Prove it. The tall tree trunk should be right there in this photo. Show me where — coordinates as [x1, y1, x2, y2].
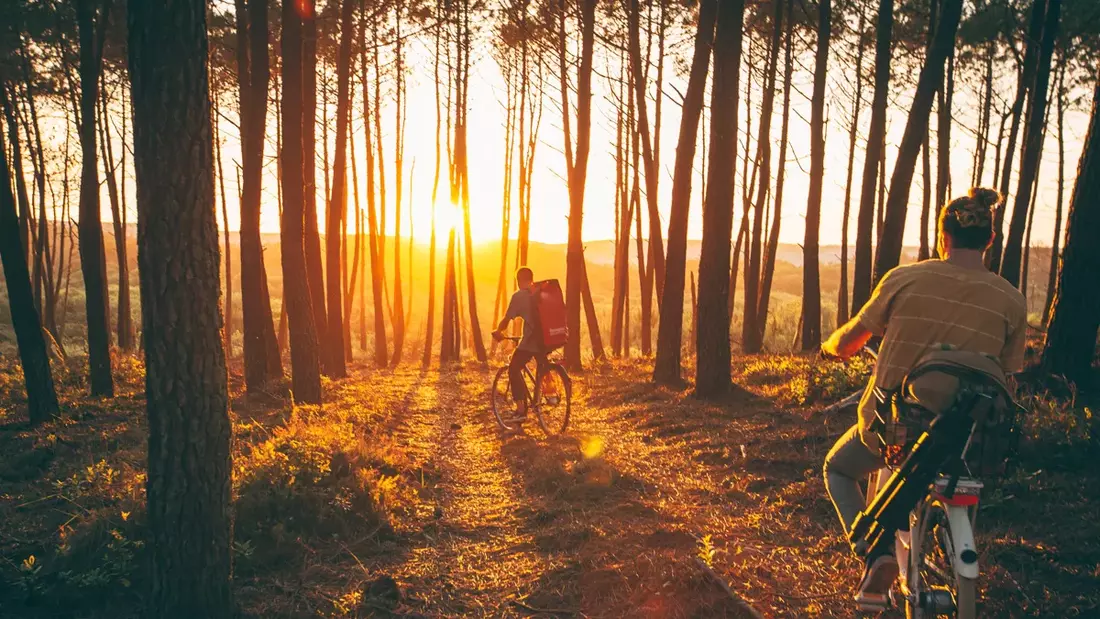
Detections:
[98, 78, 133, 351]
[972, 41, 994, 186]
[236, 0, 282, 391]
[360, 0, 387, 366]
[423, 11, 443, 368]
[743, 0, 784, 354]
[851, 0, 893, 316]
[280, 0, 323, 404]
[1042, 59, 1065, 326]
[76, 0, 114, 397]
[695, 0, 745, 399]
[324, 0, 355, 378]
[626, 0, 665, 299]
[837, 3, 865, 326]
[991, 0, 1047, 273]
[936, 7, 954, 215]
[562, 0, 597, 370]
[1001, 0, 1060, 288]
[214, 122, 232, 359]
[390, 0, 407, 366]
[919, 131, 932, 260]
[653, 0, 716, 384]
[800, 0, 830, 351]
[4, 87, 35, 296]
[1041, 79, 1100, 386]
[127, 0, 233, 614]
[872, 0, 963, 283]
[301, 5, 328, 369]
[0, 86, 59, 424]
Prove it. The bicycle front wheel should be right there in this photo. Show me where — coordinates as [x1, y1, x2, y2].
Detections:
[907, 502, 977, 619]
[534, 364, 571, 436]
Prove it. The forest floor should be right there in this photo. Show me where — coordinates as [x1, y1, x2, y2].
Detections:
[1, 353, 1098, 618]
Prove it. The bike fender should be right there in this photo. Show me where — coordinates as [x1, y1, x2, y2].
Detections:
[945, 505, 980, 580]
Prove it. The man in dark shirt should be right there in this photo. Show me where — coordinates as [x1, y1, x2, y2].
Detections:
[491, 267, 542, 420]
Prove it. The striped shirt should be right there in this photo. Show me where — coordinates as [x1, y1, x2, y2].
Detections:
[854, 260, 1027, 448]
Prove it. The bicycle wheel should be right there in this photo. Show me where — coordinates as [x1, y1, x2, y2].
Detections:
[906, 502, 977, 619]
[491, 365, 536, 431]
[533, 363, 571, 436]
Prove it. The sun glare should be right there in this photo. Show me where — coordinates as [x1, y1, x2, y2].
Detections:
[432, 200, 462, 235]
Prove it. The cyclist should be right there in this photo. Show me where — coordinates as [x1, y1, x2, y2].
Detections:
[820, 187, 1027, 605]
[491, 266, 543, 423]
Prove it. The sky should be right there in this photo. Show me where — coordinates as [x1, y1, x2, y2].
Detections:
[40, 7, 1092, 251]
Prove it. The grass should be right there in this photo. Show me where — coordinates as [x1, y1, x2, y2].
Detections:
[0, 350, 1097, 617]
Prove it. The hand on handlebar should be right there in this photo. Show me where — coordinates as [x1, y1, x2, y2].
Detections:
[491, 330, 504, 342]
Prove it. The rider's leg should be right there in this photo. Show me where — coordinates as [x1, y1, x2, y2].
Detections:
[823, 424, 883, 537]
[508, 349, 536, 415]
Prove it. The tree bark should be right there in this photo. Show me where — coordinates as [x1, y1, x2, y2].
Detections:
[76, 0, 114, 397]
[851, 0, 893, 316]
[1001, 0, 1060, 288]
[127, 0, 233, 614]
[302, 5, 328, 365]
[1041, 79, 1100, 386]
[1042, 59, 1065, 326]
[563, 0, 598, 371]
[97, 78, 133, 352]
[800, 0, 831, 351]
[280, 0, 323, 403]
[695, 0, 745, 399]
[743, 0, 784, 354]
[653, 0, 716, 384]
[236, 0, 283, 391]
[0, 87, 59, 425]
[872, 0, 963, 283]
[360, 0, 387, 367]
[838, 4, 865, 325]
[324, 0, 355, 378]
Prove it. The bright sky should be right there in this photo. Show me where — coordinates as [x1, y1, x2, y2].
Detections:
[63, 11, 1091, 250]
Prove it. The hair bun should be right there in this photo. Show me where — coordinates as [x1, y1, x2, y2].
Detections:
[967, 187, 1002, 210]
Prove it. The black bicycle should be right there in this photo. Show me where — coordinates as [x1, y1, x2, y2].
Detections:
[490, 337, 572, 436]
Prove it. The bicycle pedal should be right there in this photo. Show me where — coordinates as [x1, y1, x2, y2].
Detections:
[854, 593, 890, 612]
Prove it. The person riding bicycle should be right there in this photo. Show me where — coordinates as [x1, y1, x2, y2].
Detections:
[491, 267, 543, 423]
[820, 187, 1027, 604]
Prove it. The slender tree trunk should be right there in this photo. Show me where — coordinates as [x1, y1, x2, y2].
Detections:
[236, 0, 282, 391]
[127, 0, 233, 614]
[1041, 79, 1100, 386]
[973, 42, 994, 186]
[360, 0, 387, 366]
[991, 0, 1047, 273]
[936, 15, 954, 214]
[837, 4, 864, 326]
[97, 78, 133, 351]
[743, 0, 783, 354]
[919, 131, 933, 260]
[280, 0, 323, 404]
[851, 0, 893, 316]
[653, 0, 716, 384]
[626, 0, 665, 299]
[214, 122, 232, 359]
[324, 0, 355, 378]
[695, 0, 745, 399]
[77, 0, 114, 397]
[0, 87, 59, 424]
[301, 6, 328, 370]
[1043, 59, 1066, 326]
[423, 11, 443, 368]
[1001, 0, 1060, 288]
[800, 0, 830, 351]
[872, 0, 963, 283]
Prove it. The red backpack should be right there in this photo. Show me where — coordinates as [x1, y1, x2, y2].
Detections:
[532, 279, 568, 351]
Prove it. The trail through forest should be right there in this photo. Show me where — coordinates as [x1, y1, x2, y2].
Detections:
[2, 358, 1097, 618]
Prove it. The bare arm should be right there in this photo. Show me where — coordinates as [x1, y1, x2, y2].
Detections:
[822, 317, 873, 360]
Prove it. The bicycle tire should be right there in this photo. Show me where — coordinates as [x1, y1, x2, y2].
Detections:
[906, 502, 977, 619]
[491, 365, 536, 431]
[534, 363, 571, 436]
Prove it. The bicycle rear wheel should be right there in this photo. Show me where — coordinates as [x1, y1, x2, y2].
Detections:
[534, 364, 571, 436]
[907, 502, 977, 619]
[491, 365, 536, 431]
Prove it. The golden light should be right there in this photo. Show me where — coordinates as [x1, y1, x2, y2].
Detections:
[580, 435, 605, 459]
[433, 199, 462, 235]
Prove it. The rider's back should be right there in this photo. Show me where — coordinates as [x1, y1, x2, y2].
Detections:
[854, 260, 1027, 446]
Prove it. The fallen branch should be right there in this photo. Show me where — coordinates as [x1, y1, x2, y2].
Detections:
[693, 558, 765, 619]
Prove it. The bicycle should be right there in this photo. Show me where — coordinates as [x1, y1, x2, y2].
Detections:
[489, 337, 572, 436]
[824, 348, 989, 618]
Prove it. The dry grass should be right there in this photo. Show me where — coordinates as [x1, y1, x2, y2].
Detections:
[1, 352, 1097, 618]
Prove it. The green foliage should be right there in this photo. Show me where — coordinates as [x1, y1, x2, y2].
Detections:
[788, 356, 874, 406]
[1017, 383, 1099, 455]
